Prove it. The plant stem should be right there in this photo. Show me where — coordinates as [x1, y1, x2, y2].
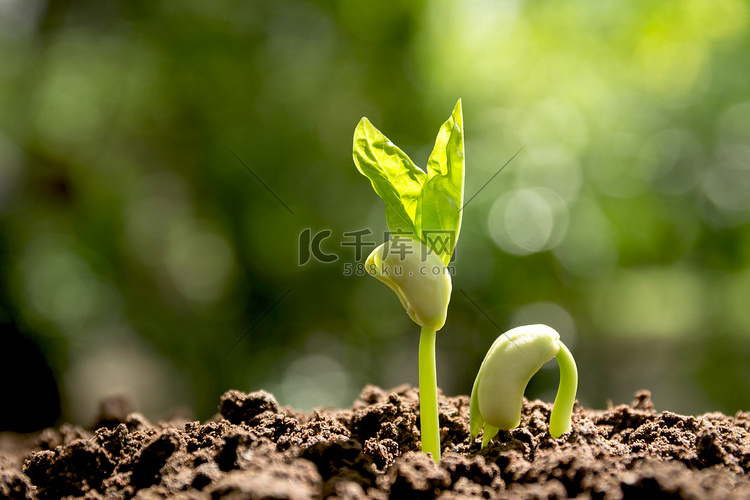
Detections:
[418, 327, 440, 463]
[549, 340, 578, 438]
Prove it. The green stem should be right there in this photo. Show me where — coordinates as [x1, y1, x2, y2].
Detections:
[418, 327, 440, 463]
[549, 340, 578, 438]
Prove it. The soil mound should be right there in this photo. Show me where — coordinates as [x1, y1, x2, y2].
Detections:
[2, 386, 749, 499]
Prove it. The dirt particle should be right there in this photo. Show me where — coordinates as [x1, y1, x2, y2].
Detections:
[207, 459, 321, 500]
[383, 452, 451, 498]
[0, 459, 34, 500]
[219, 390, 281, 426]
[23, 438, 115, 499]
[300, 439, 376, 497]
[93, 394, 133, 430]
[631, 390, 656, 412]
[130, 430, 181, 490]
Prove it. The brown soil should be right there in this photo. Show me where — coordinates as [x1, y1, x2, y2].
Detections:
[1, 386, 749, 499]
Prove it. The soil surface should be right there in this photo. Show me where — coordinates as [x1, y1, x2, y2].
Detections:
[1, 386, 750, 499]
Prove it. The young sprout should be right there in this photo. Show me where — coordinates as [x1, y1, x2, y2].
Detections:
[470, 324, 578, 447]
[353, 100, 465, 463]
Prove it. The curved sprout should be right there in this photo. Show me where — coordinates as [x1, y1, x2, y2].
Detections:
[470, 324, 578, 447]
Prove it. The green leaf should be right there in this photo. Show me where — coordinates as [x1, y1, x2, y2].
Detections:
[353, 117, 427, 238]
[352, 99, 465, 264]
[417, 99, 465, 265]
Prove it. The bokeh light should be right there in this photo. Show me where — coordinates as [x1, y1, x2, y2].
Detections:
[2, 0, 750, 429]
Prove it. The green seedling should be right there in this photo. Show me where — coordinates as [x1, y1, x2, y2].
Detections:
[353, 100, 465, 463]
[470, 324, 578, 447]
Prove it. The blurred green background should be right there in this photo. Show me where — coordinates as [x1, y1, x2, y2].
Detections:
[2, 0, 750, 429]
